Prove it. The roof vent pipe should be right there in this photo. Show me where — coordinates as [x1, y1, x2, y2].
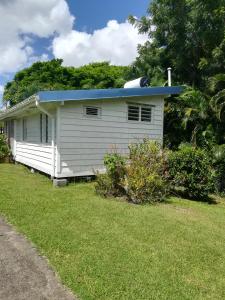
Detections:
[167, 67, 172, 86]
[124, 77, 149, 89]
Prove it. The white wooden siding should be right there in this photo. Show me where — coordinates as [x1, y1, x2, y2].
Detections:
[14, 113, 54, 176]
[57, 97, 164, 178]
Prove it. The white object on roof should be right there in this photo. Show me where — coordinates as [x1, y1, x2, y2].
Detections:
[124, 77, 149, 89]
[167, 67, 172, 86]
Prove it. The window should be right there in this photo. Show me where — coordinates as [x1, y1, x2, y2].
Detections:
[84, 106, 101, 117]
[40, 114, 42, 143]
[45, 115, 48, 143]
[40, 113, 49, 143]
[128, 104, 152, 123]
[22, 118, 27, 141]
[141, 106, 152, 122]
[128, 105, 139, 121]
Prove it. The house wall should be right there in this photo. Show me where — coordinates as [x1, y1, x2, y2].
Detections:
[14, 112, 55, 176]
[57, 96, 164, 178]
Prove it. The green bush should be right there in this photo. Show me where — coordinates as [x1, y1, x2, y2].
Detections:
[168, 144, 214, 200]
[0, 134, 10, 161]
[212, 144, 225, 194]
[95, 173, 114, 198]
[95, 153, 126, 197]
[104, 153, 126, 196]
[124, 140, 168, 204]
[95, 140, 168, 204]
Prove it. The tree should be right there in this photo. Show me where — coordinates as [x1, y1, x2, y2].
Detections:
[3, 60, 130, 106]
[130, 0, 225, 147]
[129, 0, 225, 88]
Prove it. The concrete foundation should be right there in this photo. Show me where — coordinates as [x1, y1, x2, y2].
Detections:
[53, 178, 68, 187]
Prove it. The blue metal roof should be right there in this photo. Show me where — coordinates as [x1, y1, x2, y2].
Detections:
[38, 86, 183, 103]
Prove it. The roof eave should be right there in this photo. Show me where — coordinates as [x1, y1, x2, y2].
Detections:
[0, 95, 38, 121]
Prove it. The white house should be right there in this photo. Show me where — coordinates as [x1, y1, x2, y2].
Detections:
[0, 86, 182, 180]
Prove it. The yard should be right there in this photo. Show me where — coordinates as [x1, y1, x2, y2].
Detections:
[0, 164, 225, 300]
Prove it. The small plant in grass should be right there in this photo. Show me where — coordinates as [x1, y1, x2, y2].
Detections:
[168, 144, 215, 200]
[0, 134, 10, 162]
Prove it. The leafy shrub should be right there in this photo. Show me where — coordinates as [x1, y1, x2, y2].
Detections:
[124, 140, 168, 204]
[212, 144, 225, 194]
[0, 134, 10, 161]
[95, 140, 168, 204]
[168, 144, 214, 200]
[95, 153, 126, 197]
[95, 173, 114, 197]
[104, 153, 126, 196]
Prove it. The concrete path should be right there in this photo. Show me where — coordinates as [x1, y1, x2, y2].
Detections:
[0, 217, 76, 300]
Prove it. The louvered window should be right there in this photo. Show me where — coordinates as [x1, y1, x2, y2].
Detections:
[85, 106, 100, 117]
[141, 106, 152, 122]
[128, 104, 152, 122]
[128, 105, 139, 121]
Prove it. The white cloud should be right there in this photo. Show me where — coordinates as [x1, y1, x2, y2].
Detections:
[52, 20, 148, 67]
[0, 85, 4, 103]
[0, 0, 74, 73]
[0, 85, 4, 94]
[0, 1, 148, 76]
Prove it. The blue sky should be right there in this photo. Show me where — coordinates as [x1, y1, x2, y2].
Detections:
[69, 0, 149, 32]
[0, 0, 149, 101]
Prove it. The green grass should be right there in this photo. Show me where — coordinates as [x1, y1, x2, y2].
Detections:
[0, 164, 225, 300]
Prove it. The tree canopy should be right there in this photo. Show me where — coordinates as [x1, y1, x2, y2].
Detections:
[129, 0, 225, 147]
[3, 60, 130, 106]
[129, 0, 225, 89]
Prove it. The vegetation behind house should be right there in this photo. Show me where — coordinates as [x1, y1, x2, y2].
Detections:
[3, 61, 130, 106]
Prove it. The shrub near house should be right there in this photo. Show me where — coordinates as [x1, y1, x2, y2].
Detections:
[96, 140, 216, 203]
[0, 135, 10, 162]
[124, 141, 168, 204]
[96, 140, 169, 204]
[212, 144, 225, 194]
[168, 144, 215, 200]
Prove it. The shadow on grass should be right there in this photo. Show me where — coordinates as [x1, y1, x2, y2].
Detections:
[166, 189, 219, 205]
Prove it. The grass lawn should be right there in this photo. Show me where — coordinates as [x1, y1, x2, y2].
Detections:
[0, 164, 225, 300]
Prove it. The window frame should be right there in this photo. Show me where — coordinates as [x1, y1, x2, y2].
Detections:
[39, 113, 50, 144]
[45, 115, 49, 143]
[40, 114, 43, 143]
[22, 118, 27, 141]
[83, 106, 101, 118]
[127, 103, 154, 123]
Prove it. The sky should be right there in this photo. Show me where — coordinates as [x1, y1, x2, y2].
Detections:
[0, 0, 150, 102]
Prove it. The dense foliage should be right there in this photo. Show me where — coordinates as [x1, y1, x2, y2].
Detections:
[0, 135, 10, 161]
[129, 0, 225, 147]
[212, 144, 225, 194]
[3, 60, 129, 106]
[95, 153, 126, 198]
[96, 140, 217, 202]
[124, 140, 168, 203]
[96, 140, 169, 204]
[168, 144, 215, 199]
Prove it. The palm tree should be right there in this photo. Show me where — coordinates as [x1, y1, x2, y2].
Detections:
[178, 87, 212, 146]
[209, 74, 225, 121]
